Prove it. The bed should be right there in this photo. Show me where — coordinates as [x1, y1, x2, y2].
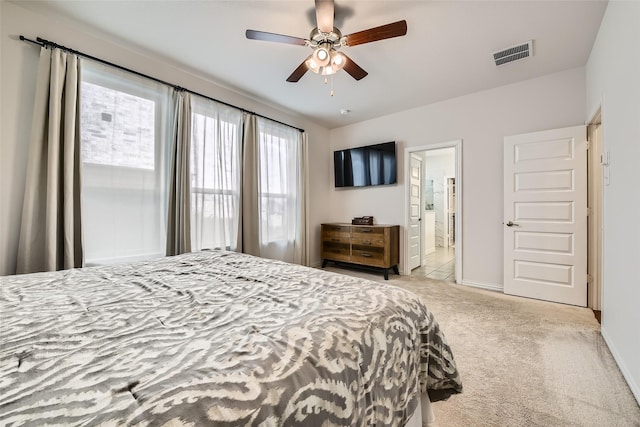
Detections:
[0, 250, 462, 426]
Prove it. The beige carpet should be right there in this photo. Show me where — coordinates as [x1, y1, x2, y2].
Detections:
[324, 266, 640, 427]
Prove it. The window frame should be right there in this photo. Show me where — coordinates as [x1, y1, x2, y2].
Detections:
[80, 65, 169, 191]
[79, 62, 172, 265]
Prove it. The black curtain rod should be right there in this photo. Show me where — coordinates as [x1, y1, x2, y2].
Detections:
[19, 35, 305, 133]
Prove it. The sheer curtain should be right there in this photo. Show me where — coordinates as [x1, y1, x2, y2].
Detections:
[190, 96, 243, 251]
[255, 117, 304, 263]
[17, 47, 83, 273]
[79, 60, 174, 265]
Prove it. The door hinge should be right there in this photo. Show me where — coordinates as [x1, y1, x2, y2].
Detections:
[587, 207, 592, 216]
[587, 274, 593, 284]
[586, 140, 590, 150]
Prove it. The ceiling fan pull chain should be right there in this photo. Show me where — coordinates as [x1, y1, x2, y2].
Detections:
[330, 75, 334, 96]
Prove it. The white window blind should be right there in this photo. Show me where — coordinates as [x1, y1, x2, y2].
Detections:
[80, 61, 173, 265]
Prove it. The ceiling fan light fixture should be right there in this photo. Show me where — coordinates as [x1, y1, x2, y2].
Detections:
[317, 49, 328, 61]
[312, 43, 331, 67]
[330, 51, 346, 70]
[306, 57, 320, 73]
[321, 65, 336, 76]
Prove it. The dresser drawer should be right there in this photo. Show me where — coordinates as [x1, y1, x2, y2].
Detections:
[351, 247, 385, 267]
[322, 231, 351, 244]
[322, 224, 351, 234]
[352, 226, 383, 241]
[351, 235, 385, 247]
[322, 224, 350, 243]
[322, 242, 350, 261]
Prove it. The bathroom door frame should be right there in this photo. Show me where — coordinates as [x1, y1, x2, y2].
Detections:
[404, 140, 462, 283]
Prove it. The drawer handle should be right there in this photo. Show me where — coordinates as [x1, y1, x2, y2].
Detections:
[361, 229, 373, 233]
[331, 238, 340, 242]
[362, 240, 371, 245]
[361, 253, 372, 257]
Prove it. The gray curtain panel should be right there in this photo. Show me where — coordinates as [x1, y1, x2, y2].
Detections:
[240, 114, 260, 256]
[16, 47, 83, 274]
[295, 131, 310, 266]
[166, 91, 192, 256]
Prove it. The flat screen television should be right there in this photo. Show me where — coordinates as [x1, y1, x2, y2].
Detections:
[334, 141, 397, 188]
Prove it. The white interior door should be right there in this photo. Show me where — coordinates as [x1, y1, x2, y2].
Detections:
[409, 154, 422, 270]
[504, 125, 587, 306]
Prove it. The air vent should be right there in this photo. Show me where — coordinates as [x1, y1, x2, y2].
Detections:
[493, 40, 533, 66]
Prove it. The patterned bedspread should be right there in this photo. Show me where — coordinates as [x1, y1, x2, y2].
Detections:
[0, 250, 461, 426]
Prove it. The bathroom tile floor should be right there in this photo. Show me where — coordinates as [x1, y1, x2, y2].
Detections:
[411, 247, 456, 282]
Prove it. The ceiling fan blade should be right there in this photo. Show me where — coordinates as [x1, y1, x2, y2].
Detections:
[246, 30, 307, 46]
[344, 20, 408, 47]
[342, 54, 368, 81]
[286, 56, 311, 82]
[315, 0, 335, 33]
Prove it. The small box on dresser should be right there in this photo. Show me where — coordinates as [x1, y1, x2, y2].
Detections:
[321, 223, 400, 279]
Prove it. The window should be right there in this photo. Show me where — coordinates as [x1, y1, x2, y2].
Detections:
[189, 98, 243, 251]
[79, 63, 303, 264]
[80, 62, 173, 265]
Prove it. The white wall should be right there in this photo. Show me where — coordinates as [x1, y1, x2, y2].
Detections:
[0, 1, 331, 275]
[329, 67, 586, 285]
[586, 1, 640, 403]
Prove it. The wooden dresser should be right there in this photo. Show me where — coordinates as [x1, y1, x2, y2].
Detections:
[321, 223, 400, 279]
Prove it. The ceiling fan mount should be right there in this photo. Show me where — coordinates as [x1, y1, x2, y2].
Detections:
[308, 27, 343, 47]
[245, 0, 407, 83]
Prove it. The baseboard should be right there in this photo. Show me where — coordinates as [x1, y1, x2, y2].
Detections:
[310, 260, 323, 268]
[460, 280, 504, 293]
[601, 326, 640, 405]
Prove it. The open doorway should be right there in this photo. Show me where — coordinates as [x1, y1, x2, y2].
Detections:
[404, 141, 462, 283]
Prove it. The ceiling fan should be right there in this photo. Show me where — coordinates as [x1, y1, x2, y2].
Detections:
[245, 0, 407, 83]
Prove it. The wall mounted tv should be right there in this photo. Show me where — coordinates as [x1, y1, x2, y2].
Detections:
[334, 141, 397, 188]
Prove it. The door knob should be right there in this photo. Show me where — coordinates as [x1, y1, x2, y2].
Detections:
[506, 221, 520, 227]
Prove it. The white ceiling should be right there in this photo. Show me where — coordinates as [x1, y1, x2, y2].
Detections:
[18, 0, 608, 129]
